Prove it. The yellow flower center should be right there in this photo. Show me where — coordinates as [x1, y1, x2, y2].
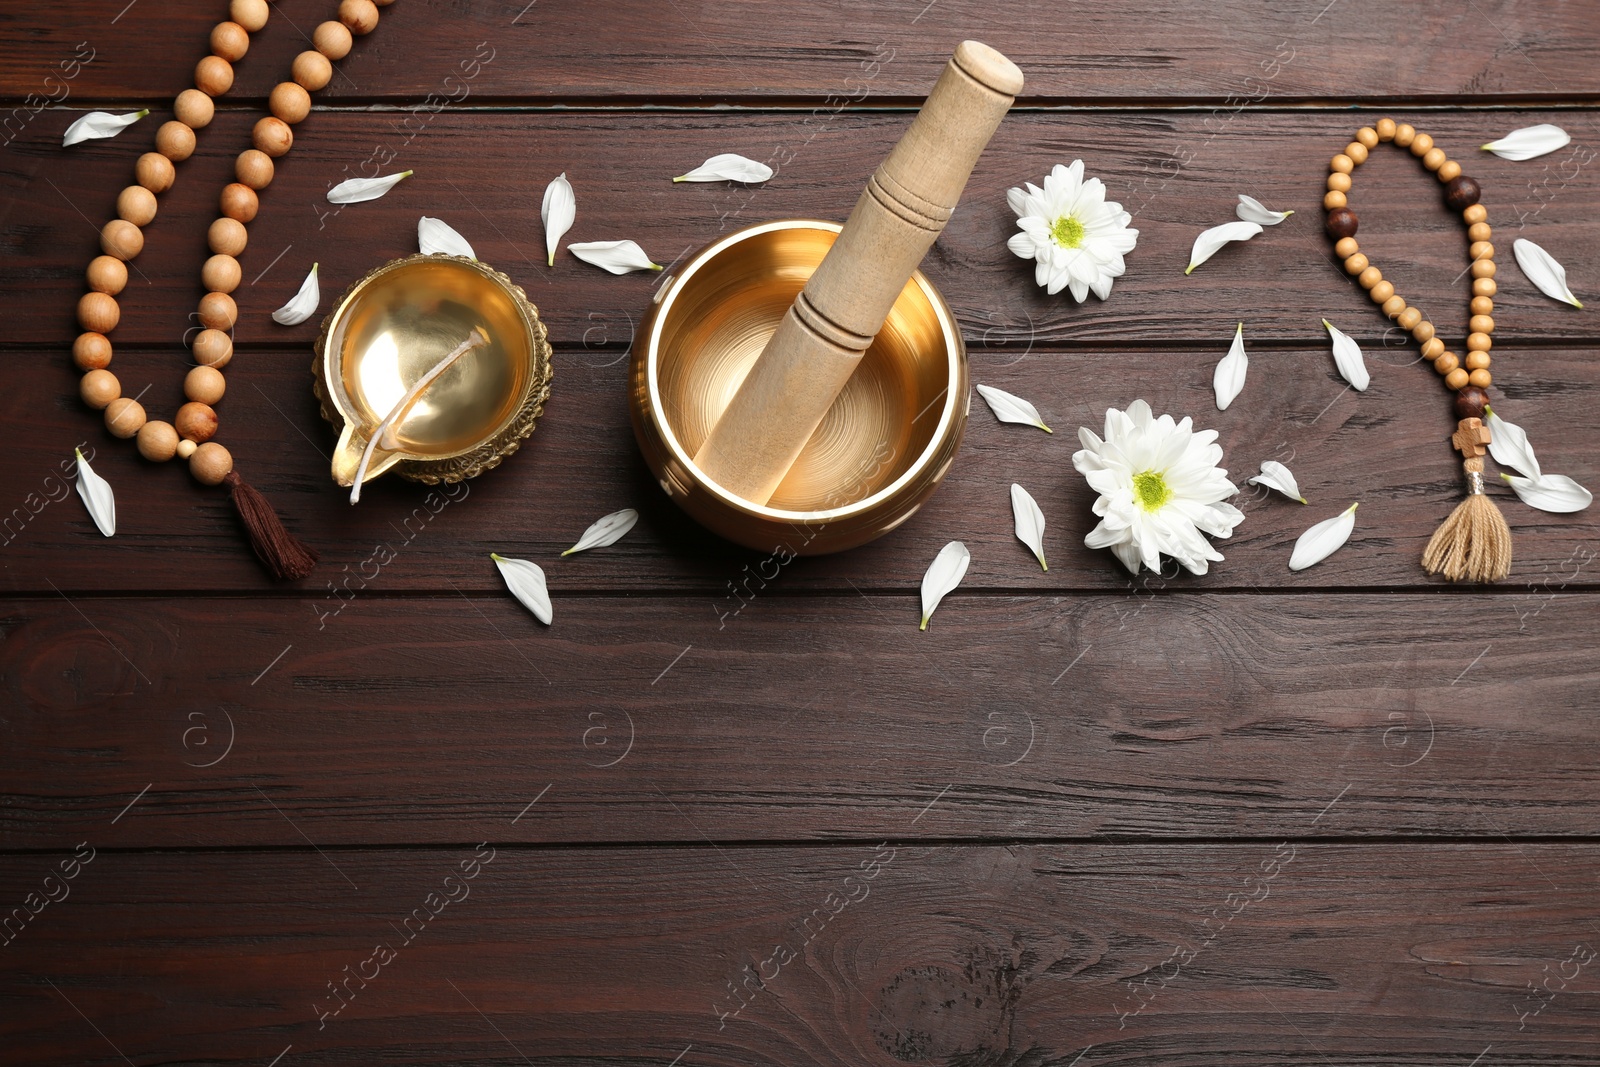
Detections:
[1051, 214, 1085, 249]
[1132, 470, 1171, 512]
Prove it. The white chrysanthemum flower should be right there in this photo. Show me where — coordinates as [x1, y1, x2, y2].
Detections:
[1071, 400, 1243, 576]
[1006, 160, 1139, 302]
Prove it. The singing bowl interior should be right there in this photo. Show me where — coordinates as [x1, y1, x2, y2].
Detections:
[643, 221, 963, 530]
[323, 256, 536, 459]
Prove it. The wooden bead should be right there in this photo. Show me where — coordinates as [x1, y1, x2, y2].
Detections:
[210, 21, 250, 61]
[1382, 295, 1406, 318]
[236, 149, 275, 190]
[1397, 307, 1422, 330]
[190, 442, 234, 485]
[1358, 266, 1382, 289]
[104, 397, 145, 438]
[1434, 352, 1459, 375]
[176, 401, 219, 443]
[1421, 337, 1445, 360]
[1469, 314, 1494, 335]
[1411, 320, 1434, 343]
[1393, 123, 1416, 147]
[156, 120, 196, 161]
[1444, 367, 1470, 390]
[1470, 258, 1496, 280]
[339, 0, 380, 34]
[193, 329, 234, 368]
[116, 185, 157, 227]
[1472, 277, 1497, 297]
[1343, 253, 1369, 275]
[1369, 280, 1395, 304]
[137, 420, 179, 462]
[270, 81, 312, 123]
[136, 152, 175, 194]
[87, 255, 128, 295]
[174, 88, 214, 129]
[73, 332, 112, 370]
[202, 254, 242, 294]
[80, 369, 119, 409]
[1470, 295, 1494, 316]
[101, 219, 143, 261]
[253, 117, 293, 157]
[1345, 142, 1369, 165]
[1454, 386, 1489, 419]
[208, 217, 248, 256]
[1468, 368, 1492, 388]
[1326, 208, 1358, 239]
[1422, 147, 1447, 171]
[176, 439, 198, 459]
[293, 50, 334, 91]
[1323, 190, 1347, 210]
[1437, 159, 1462, 183]
[1467, 332, 1492, 353]
[198, 292, 238, 330]
[1445, 175, 1481, 211]
[1375, 118, 1397, 141]
[1463, 204, 1487, 225]
[1409, 132, 1433, 157]
[77, 291, 120, 333]
[185, 365, 227, 405]
[230, 0, 269, 32]
[1355, 127, 1379, 149]
[1334, 237, 1359, 259]
[1465, 351, 1491, 371]
[220, 182, 259, 223]
[1327, 171, 1352, 193]
[1469, 240, 1494, 261]
[1467, 222, 1491, 243]
[195, 55, 234, 97]
[314, 20, 354, 58]
[1331, 153, 1354, 174]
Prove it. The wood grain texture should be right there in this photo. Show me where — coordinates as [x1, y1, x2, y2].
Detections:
[2, 0, 1597, 105]
[3, 844, 1598, 1066]
[3, 593, 1596, 848]
[4, 110, 1599, 350]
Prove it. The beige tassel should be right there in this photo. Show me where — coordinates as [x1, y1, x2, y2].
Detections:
[1422, 456, 1512, 581]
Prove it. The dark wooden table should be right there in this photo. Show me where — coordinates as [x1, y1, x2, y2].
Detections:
[4, 2, 1599, 1063]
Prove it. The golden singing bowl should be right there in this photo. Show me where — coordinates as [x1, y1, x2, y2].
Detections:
[313, 254, 552, 487]
[631, 220, 968, 554]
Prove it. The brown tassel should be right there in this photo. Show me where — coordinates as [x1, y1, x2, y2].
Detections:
[1422, 456, 1512, 582]
[223, 470, 319, 581]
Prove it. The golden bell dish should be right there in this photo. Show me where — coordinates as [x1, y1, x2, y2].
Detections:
[313, 254, 552, 487]
[631, 220, 968, 554]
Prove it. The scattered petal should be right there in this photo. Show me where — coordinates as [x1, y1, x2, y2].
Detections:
[919, 540, 970, 630]
[1289, 502, 1358, 571]
[1213, 322, 1248, 411]
[975, 383, 1051, 433]
[1010, 483, 1048, 571]
[673, 152, 773, 184]
[1513, 238, 1582, 308]
[271, 262, 320, 326]
[326, 170, 413, 204]
[1185, 220, 1262, 275]
[541, 172, 575, 267]
[1484, 408, 1540, 480]
[1248, 460, 1307, 504]
[491, 552, 553, 624]
[63, 109, 148, 147]
[1236, 194, 1293, 226]
[1481, 123, 1570, 162]
[1501, 473, 1592, 514]
[418, 216, 475, 259]
[562, 508, 639, 556]
[568, 239, 662, 274]
[1323, 319, 1370, 391]
[74, 448, 114, 536]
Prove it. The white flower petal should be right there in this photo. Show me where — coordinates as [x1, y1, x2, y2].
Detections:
[63, 109, 148, 147]
[1513, 238, 1582, 308]
[1289, 502, 1358, 571]
[541, 172, 575, 267]
[74, 448, 114, 536]
[975, 384, 1051, 433]
[271, 263, 320, 326]
[919, 540, 970, 630]
[1322, 319, 1370, 391]
[1186, 220, 1262, 275]
[1501, 473, 1591, 513]
[568, 240, 662, 275]
[1236, 194, 1293, 226]
[562, 508, 639, 556]
[326, 170, 413, 204]
[1248, 460, 1307, 504]
[418, 216, 475, 259]
[1481, 124, 1571, 162]
[1213, 322, 1247, 411]
[1484, 408, 1540, 480]
[1010, 483, 1047, 571]
[673, 152, 773, 184]
[492, 553, 552, 625]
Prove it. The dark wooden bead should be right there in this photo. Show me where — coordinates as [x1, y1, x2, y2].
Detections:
[1454, 385, 1489, 420]
[1325, 207, 1358, 239]
[1444, 175, 1481, 211]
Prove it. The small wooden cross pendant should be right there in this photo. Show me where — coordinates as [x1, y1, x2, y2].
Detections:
[1452, 417, 1492, 459]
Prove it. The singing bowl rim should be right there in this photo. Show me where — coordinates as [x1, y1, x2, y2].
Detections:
[638, 218, 965, 524]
